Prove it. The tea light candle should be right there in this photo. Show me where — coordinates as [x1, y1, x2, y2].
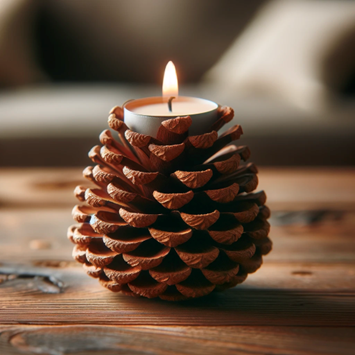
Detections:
[124, 62, 219, 137]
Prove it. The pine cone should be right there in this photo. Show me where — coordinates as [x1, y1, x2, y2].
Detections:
[68, 105, 272, 301]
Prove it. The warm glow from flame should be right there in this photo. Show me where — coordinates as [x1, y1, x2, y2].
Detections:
[162, 61, 178, 97]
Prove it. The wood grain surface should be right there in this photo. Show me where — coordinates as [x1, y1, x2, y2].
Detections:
[0, 168, 354, 354]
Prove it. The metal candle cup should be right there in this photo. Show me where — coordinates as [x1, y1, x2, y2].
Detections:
[124, 96, 218, 137]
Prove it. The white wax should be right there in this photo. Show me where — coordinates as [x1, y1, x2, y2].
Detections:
[124, 96, 218, 137]
[131, 97, 217, 116]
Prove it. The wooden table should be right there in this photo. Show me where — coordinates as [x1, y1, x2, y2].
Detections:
[0, 168, 354, 355]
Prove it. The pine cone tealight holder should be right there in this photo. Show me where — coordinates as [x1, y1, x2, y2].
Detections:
[68, 103, 272, 301]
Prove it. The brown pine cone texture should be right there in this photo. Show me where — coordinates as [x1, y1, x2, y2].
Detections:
[68, 105, 272, 301]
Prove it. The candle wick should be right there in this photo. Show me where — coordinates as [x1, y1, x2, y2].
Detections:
[168, 97, 175, 112]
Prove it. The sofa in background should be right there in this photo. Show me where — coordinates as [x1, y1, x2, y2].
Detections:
[0, 0, 354, 166]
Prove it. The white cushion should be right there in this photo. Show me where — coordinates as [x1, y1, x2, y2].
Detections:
[204, 0, 355, 112]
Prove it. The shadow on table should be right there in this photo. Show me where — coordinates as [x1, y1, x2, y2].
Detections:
[101, 286, 353, 326]
[1, 263, 353, 326]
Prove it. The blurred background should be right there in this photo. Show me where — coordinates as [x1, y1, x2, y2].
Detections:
[0, 0, 354, 167]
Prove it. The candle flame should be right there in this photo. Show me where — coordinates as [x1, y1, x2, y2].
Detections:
[162, 61, 178, 97]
